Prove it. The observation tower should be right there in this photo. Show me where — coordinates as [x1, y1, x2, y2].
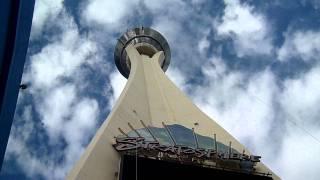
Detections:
[68, 27, 279, 180]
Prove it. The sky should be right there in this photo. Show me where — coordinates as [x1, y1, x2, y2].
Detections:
[1, 0, 320, 179]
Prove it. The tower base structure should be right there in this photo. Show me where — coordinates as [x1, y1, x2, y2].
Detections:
[67, 28, 280, 180]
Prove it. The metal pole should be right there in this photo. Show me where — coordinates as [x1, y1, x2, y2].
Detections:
[162, 122, 177, 145]
[214, 133, 217, 152]
[128, 122, 142, 137]
[140, 120, 158, 142]
[118, 128, 129, 137]
[192, 128, 199, 148]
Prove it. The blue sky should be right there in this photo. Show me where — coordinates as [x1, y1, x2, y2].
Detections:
[1, 0, 320, 179]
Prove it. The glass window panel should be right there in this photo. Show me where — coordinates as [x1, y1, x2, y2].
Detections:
[149, 127, 173, 145]
[197, 134, 214, 149]
[127, 131, 139, 137]
[167, 124, 196, 148]
[136, 128, 154, 141]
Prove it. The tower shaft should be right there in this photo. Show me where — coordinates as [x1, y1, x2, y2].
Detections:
[68, 43, 279, 179]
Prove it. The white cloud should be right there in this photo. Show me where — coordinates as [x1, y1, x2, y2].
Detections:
[278, 30, 320, 61]
[151, 13, 211, 76]
[109, 71, 127, 106]
[82, 0, 139, 28]
[280, 65, 320, 127]
[152, 16, 185, 47]
[143, 0, 184, 12]
[191, 0, 206, 5]
[5, 94, 100, 179]
[198, 31, 210, 54]
[5, 137, 54, 179]
[62, 98, 99, 173]
[193, 57, 277, 150]
[31, 0, 64, 38]
[190, 55, 320, 179]
[216, 0, 273, 57]
[65, 99, 99, 140]
[4, 106, 55, 179]
[166, 67, 187, 91]
[275, 65, 320, 178]
[29, 16, 97, 89]
[39, 84, 76, 139]
[275, 130, 320, 180]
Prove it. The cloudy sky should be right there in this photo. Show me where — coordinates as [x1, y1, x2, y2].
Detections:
[1, 0, 320, 179]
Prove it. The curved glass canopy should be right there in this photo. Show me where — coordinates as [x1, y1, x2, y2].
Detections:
[124, 124, 237, 153]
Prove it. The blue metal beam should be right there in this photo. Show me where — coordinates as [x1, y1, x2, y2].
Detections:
[0, 0, 35, 170]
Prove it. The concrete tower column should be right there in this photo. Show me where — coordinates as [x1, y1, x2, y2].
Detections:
[67, 27, 280, 180]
